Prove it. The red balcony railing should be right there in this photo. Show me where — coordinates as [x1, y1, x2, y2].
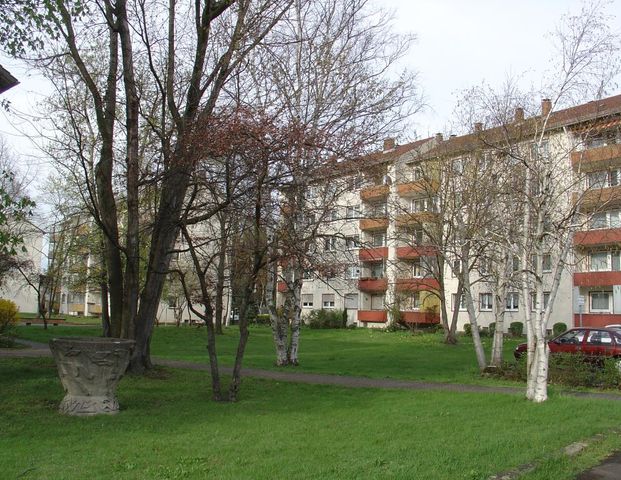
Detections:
[396, 246, 438, 259]
[573, 313, 621, 328]
[358, 278, 388, 292]
[399, 311, 440, 324]
[570, 144, 621, 172]
[574, 228, 621, 247]
[573, 271, 621, 287]
[358, 310, 388, 323]
[360, 185, 389, 202]
[359, 218, 389, 231]
[359, 247, 388, 262]
[395, 277, 440, 292]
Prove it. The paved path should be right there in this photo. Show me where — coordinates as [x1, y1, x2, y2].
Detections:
[2, 340, 621, 478]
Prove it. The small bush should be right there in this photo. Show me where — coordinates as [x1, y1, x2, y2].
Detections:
[509, 322, 523, 337]
[253, 314, 271, 326]
[0, 299, 18, 347]
[488, 322, 496, 337]
[306, 309, 347, 329]
[463, 323, 472, 336]
[552, 322, 567, 336]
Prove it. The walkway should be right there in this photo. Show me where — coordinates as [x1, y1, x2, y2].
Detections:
[2, 340, 621, 479]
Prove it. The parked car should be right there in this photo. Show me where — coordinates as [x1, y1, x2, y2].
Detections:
[513, 327, 621, 368]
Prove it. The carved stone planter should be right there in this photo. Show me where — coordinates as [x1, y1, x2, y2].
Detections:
[49, 337, 135, 416]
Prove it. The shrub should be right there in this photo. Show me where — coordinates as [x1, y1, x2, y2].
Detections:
[254, 314, 271, 326]
[509, 322, 523, 337]
[306, 309, 347, 329]
[552, 322, 567, 336]
[463, 323, 472, 336]
[0, 299, 18, 347]
[488, 322, 496, 337]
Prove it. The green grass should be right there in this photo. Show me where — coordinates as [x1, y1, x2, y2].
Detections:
[3, 356, 621, 480]
[16, 325, 523, 385]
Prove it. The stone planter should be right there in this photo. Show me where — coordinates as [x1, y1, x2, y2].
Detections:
[49, 337, 135, 416]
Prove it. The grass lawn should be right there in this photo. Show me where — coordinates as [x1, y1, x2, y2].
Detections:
[3, 356, 621, 480]
[15, 324, 525, 385]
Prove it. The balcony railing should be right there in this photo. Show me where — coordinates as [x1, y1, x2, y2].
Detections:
[358, 310, 388, 323]
[395, 212, 439, 227]
[576, 185, 621, 211]
[573, 271, 621, 287]
[395, 277, 440, 292]
[574, 228, 621, 248]
[399, 311, 440, 324]
[396, 246, 438, 259]
[359, 217, 389, 231]
[358, 277, 388, 292]
[396, 179, 440, 197]
[570, 144, 621, 172]
[573, 313, 621, 328]
[359, 247, 388, 262]
[360, 184, 389, 202]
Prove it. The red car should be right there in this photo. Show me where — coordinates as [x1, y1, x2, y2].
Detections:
[514, 327, 621, 364]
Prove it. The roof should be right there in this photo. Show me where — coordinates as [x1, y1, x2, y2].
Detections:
[0, 65, 18, 94]
[422, 93, 621, 159]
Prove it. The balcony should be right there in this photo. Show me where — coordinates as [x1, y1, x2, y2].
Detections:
[573, 271, 621, 287]
[396, 179, 439, 197]
[360, 185, 389, 202]
[358, 310, 388, 323]
[571, 144, 621, 172]
[573, 313, 621, 328]
[576, 185, 621, 211]
[68, 303, 85, 314]
[359, 217, 389, 231]
[395, 277, 440, 292]
[396, 246, 438, 259]
[359, 247, 388, 262]
[574, 228, 621, 248]
[358, 277, 388, 292]
[395, 212, 439, 227]
[87, 304, 102, 315]
[399, 311, 441, 324]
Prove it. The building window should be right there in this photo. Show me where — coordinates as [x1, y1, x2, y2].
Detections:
[322, 293, 335, 309]
[302, 294, 314, 308]
[590, 291, 612, 312]
[167, 296, 177, 308]
[590, 210, 621, 229]
[372, 232, 386, 247]
[346, 235, 360, 250]
[412, 165, 424, 181]
[542, 254, 552, 273]
[367, 203, 387, 218]
[480, 293, 493, 312]
[324, 237, 337, 252]
[303, 270, 313, 280]
[411, 259, 423, 277]
[506, 292, 519, 311]
[411, 197, 437, 213]
[590, 252, 609, 271]
[370, 263, 384, 279]
[402, 292, 420, 310]
[344, 293, 359, 310]
[371, 294, 384, 310]
[452, 293, 466, 311]
[345, 265, 361, 279]
[530, 292, 551, 311]
[345, 205, 361, 219]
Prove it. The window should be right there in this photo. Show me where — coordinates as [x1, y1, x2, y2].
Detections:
[587, 330, 613, 345]
[530, 292, 550, 311]
[167, 296, 177, 308]
[587, 170, 621, 189]
[345, 235, 360, 250]
[322, 294, 335, 309]
[590, 211, 621, 229]
[345, 265, 361, 279]
[411, 197, 437, 213]
[367, 203, 387, 218]
[512, 256, 520, 272]
[303, 270, 314, 280]
[326, 209, 338, 221]
[412, 227, 424, 244]
[590, 291, 612, 312]
[302, 294, 314, 308]
[479, 258, 492, 274]
[480, 293, 493, 311]
[411, 259, 423, 277]
[556, 329, 586, 344]
[542, 254, 552, 273]
[324, 237, 337, 252]
[344, 293, 359, 310]
[412, 165, 424, 181]
[452, 293, 466, 311]
[506, 292, 519, 311]
[370, 263, 384, 279]
[372, 232, 386, 247]
[452, 259, 462, 277]
[345, 205, 360, 219]
[402, 292, 420, 310]
[590, 252, 609, 271]
[371, 294, 385, 310]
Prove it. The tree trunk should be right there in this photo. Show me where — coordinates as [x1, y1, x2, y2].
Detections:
[214, 215, 227, 334]
[203, 302, 222, 401]
[462, 261, 486, 371]
[100, 278, 111, 337]
[287, 279, 303, 365]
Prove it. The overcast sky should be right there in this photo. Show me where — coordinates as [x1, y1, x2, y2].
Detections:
[1, 0, 620, 168]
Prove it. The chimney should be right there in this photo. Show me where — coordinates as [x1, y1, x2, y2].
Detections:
[541, 99, 552, 117]
[514, 107, 524, 123]
[435, 132, 443, 142]
[474, 122, 483, 133]
[383, 137, 395, 152]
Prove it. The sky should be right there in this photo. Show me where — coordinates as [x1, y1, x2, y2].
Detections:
[1, 0, 620, 176]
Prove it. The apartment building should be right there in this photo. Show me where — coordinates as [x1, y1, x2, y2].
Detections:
[285, 94, 621, 332]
